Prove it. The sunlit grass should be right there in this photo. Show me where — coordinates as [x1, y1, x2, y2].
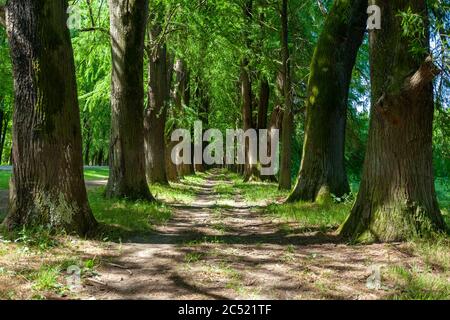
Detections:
[83, 167, 109, 181]
[265, 201, 352, 232]
[387, 265, 450, 300]
[151, 182, 196, 204]
[88, 187, 172, 239]
[0, 171, 9, 190]
[0, 168, 109, 191]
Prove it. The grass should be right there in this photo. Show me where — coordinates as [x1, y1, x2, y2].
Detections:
[0, 169, 448, 300]
[88, 187, 172, 240]
[212, 170, 288, 204]
[387, 265, 450, 300]
[265, 201, 352, 233]
[83, 167, 109, 181]
[151, 181, 196, 204]
[384, 233, 450, 300]
[0, 237, 103, 300]
[0, 168, 109, 191]
[0, 171, 9, 189]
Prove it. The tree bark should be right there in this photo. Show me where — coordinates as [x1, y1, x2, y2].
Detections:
[0, 112, 8, 163]
[0, 5, 5, 28]
[3, 0, 96, 235]
[166, 141, 179, 182]
[339, 0, 446, 242]
[257, 79, 269, 130]
[83, 119, 92, 165]
[279, 0, 293, 190]
[144, 23, 170, 185]
[241, 0, 258, 182]
[106, 0, 153, 200]
[174, 59, 194, 177]
[0, 109, 3, 161]
[288, 0, 367, 202]
[194, 75, 209, 173]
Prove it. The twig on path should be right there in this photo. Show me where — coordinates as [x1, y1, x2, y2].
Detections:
[107, 262, 133, 276]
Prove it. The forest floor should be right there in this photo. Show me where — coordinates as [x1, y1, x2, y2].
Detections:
[0, 169, 449, 300]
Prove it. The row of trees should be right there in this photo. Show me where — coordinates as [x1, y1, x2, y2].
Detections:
[0, 0, 448, 241]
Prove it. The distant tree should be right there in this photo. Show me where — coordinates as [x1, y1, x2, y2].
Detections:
[288, 0, 368, 202]
[279, 0, 293, 190]
[106, 0, 154, 200]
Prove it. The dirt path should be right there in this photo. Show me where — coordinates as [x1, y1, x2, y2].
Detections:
[78, 172, 418, 300]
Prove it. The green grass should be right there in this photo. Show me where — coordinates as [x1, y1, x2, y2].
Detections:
[387, 265, 450, 300]
[0, 171, 9, 189]
[83, 167, 109, 181]
[436, 177, 449, 225]
[88, 187, 172, 239]
[265, 200, 352, 232]
[211, 170, 289, 203]
[151, 182, 196, 204]
[0, 168, 109, 190]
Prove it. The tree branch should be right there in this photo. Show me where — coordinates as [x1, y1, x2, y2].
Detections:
[79, 27, 110, 36]
[404, 56, 441, 92]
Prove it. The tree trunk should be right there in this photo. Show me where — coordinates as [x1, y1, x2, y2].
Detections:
[288, 0, 367, 202]
[106, 0, 153, 200]
[144, 24, 170, 185]
[257, 79, 269, 130]
[84, 119, 92, 165]
[0, 108, 3, 162]
[194, 75, 209, 173]
[3, 0, 96, 235]
[262, 105, 283, 183]
[339, 0, 446, 242]
[0, 5, 5, 28]
[0, 113, 8, 164]
[241, 60, 258, 181]
[241, 0, 258, 182]
[174, 60, 194, 177]
[166, 141, 179, 182]
[279, 0, 293, 190]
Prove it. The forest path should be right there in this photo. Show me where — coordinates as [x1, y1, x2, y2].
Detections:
[81, 170, 417, 300]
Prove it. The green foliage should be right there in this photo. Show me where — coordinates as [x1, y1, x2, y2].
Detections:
[12, 226, 59, 251]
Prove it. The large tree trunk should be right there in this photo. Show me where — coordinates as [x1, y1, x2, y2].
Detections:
[339, 0, 446, 242]
[287, 0, 367, 202]
[106, 0, 153, 200]
[3, 0, 96, 235]
[144, 24, 170, 185]
[278, 0, 293, 190]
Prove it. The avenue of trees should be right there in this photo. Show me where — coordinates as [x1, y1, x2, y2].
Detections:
[0, 0, 448, 241]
